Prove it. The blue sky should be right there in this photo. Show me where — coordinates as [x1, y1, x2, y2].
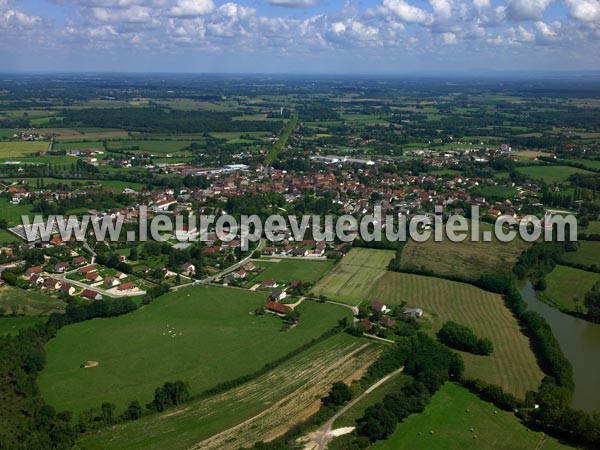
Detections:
[1, 0, 600, 73]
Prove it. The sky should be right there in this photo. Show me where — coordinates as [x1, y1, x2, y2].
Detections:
[1, 0, 600, 73]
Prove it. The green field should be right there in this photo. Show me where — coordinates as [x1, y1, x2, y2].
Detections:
[247, 258, 334, 285]
[400, 221, 529, 281]
[582, 221, 600, 234]
[54, 140, 105, 150]
[0, 316, 47, 336]
[106, 140, 196, 153]
[371, 383, 572, 450]
[0, 140, 49, 157]
[516, 165, 593, 183]
[540, 265, 600, 313]
[561, 241, 600, 269]
[77, 333, 377, 450]
[0, 198, 36, 226]
[39, 286, 351, 414]
[0, 286, 65, 316]
[366, 272, 544, 397]
[311, 248, 395, 305]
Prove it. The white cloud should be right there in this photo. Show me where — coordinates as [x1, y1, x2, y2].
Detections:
[564, 0, 600, 22]
[505, 0, 553, 21]
[169, 0, 215, 17]
[380, 0, 432, 24]
[92, 6, 154, 23]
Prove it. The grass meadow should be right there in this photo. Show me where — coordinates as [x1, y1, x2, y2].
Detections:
[516, 165, 593, 183]
[39, 286, 351, 415]
[0, 140, 48, 157]
[311, 248, 395, 305]
[540, 265, 600, 313]
[371, 383, 573, 450]
[0, 316, 47, 336]
[561, 241, 600, 269]
[400, 221, 529, 281]
[77, 334, 377, 450]
[0, 286, 65, 316]
[247, 258, 335, 285]
[366, 272, 544, 397]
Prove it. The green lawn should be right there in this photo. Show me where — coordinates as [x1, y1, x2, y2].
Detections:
[0, 286, 65, 316]
[371, 383, 573, 450]
[561, 241, 600, 269]
[311, 248, 395, 305]
[0, 198, 37, 226]
[540, 265, 600, 313]
[516, 165, 593, 183]
[247, 258, 335, 285]
[0, 316, 47, 336]
[39, 286, 351, 414]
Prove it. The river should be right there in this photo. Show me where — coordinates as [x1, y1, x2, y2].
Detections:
[521, 281, 600, 412]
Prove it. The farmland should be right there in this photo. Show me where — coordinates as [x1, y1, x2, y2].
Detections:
[0, 316, 47, 336]
[400, 222, 530, 281]
[39, 286, 352, 414]
[311, 248, 395, 305]
[539, 265, 600, 313]
[0, 140, 49, 157]
[247, 258, 335, 285]
[516, 165, 593, 183]
[0, 285, 65, 316]
[366, 272, 544, 396]
[561, 241, 600, 269]
[77, 334, 379, 450]
[371, 383, 573, 450]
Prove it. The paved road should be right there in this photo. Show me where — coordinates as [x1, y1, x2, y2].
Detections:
[310, 366, 405, 450]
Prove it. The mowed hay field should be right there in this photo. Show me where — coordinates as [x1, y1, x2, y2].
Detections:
[39, 286, 351, 414]
[371, 383, 574, 450]
[311, 248, 396, 305]
[366, 272, 544, 397]
[540, 265, 600, 313]
[400, 222, 529, 281]
[78, 334, 379, 450]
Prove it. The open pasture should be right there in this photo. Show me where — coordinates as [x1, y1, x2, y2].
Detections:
[39, 286, 351, 414]
[516, 165, 593, 183]
[561, 241, 600, 269]
[311, 248, 395, 305]
[371, 383, 573, 450]
[0, 140, 48, 157]
[0, 285, 65, 316]
[540, 265, 600, 313]
[77, 334, 377, 450]
[400, 222, 529, 281]
[248, 258, 334, 285]
[366, 272, 544, 396]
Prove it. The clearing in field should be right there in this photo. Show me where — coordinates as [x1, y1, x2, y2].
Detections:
[371, 382, 574, 450]
[39, 286, 351, 414]
[400, 221, 529, 281]
[539, 265, 600, 313]
[515, 165, 593, 183]
[77, 333, 379, 450]
[247, 258, 334, 285]
[560, 241, 600, 270]
[311, 248, 395, 306]
[366, 272, 543, 397]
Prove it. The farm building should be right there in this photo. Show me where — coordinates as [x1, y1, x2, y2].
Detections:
[380, 316, 396, 328]
[403, 308, 424, 318]
[370, 301, 389, 314]
[265, 300, 290, 315]
[261, 278, 278, 288]
[81, 289, 102, 301]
